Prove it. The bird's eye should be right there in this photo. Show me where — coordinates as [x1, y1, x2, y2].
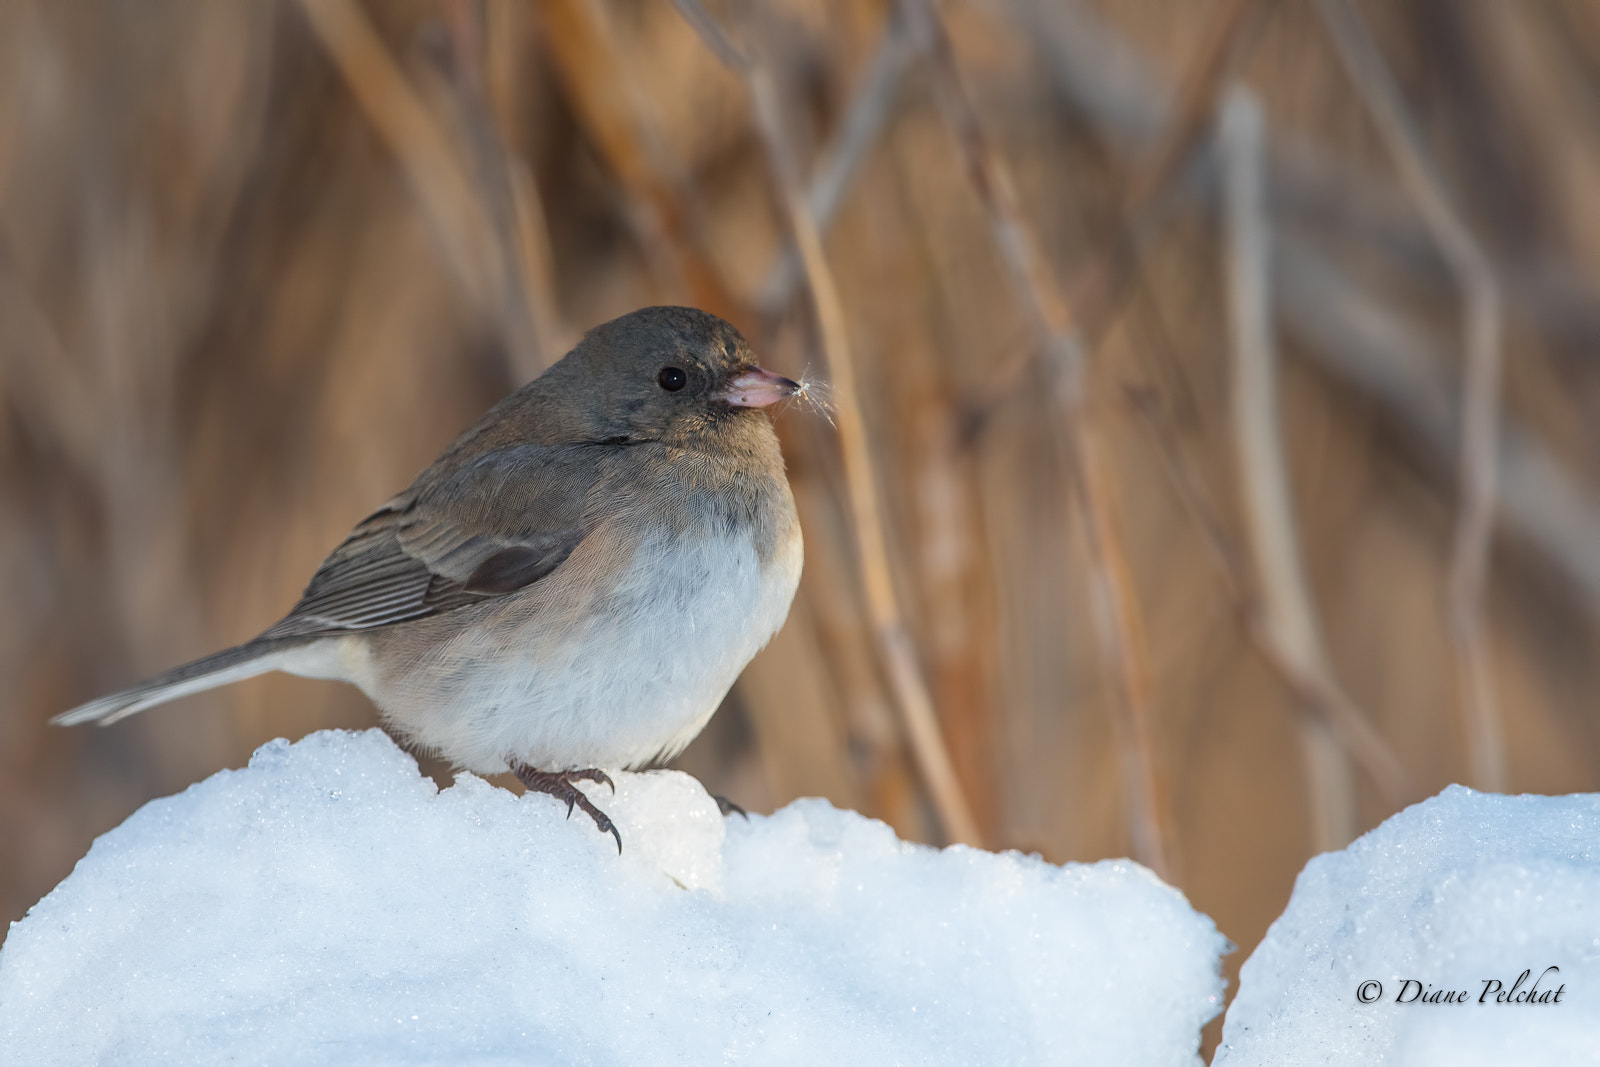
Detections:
[657, 366, 688, 392]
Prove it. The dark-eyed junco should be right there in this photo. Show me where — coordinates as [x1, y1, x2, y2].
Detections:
[55, 306, 803, 848]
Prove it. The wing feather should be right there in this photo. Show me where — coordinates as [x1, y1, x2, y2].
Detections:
[261, 447, 593, 640]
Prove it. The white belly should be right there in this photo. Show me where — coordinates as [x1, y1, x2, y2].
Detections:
[324, 522, 801, 774]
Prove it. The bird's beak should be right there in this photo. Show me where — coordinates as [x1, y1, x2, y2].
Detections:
[716, 366, 801, 408]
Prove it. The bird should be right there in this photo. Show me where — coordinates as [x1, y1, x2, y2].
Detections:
[54, 306, 804, 850]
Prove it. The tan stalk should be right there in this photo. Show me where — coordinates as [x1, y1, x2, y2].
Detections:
[298, 0, 497, 311]
[1313, 0, 1507, 792]
[903, 0, 1174, 877]
[1220, 87, 1355, 850]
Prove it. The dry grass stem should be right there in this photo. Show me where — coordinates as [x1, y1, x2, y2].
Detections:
[1121, 0, 1264, 213]
[1125, 386, 1419, 808]
[298, 0, 498, 310]
[1067, 0, 1264, 343]
[672, 0, 984, 847]
[1221, 87, 1355, 849]
[1028, 0, 1600, 627]
[754, 16, 916, 319]
[536, 0, 737, 318]
[1314, 0, 1507, 791]
[440, 0, 550, 379]
[904, 0, 1171, 876]
[1279, 240, 1600, 612]
[980, 0, 1265, 409]
[484, 0, 573, 365]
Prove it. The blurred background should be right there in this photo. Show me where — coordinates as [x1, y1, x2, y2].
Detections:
[4, 0, 1600, 1050]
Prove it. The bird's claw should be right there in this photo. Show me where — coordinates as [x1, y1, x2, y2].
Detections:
[712, 794, 748, 819]
[510, 761, 624, 853]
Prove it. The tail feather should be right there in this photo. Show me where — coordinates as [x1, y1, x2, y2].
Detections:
[52, 640, 293, 727]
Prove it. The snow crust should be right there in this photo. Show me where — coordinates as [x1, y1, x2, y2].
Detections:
[1216, 785, 1600, 1066]
[0, 729, 1226, 1065]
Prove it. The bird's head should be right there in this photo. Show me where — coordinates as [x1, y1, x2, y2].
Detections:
[542, 306, 800, 449]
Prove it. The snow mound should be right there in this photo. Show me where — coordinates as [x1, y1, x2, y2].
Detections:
[1, 729, 1226, 1065]
[1216, 785, 1600, 1066]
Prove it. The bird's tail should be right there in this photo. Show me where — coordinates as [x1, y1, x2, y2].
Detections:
[52, 639, 294, 727]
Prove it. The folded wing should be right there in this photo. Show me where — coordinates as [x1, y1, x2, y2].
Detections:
[263, 444, 593, 639]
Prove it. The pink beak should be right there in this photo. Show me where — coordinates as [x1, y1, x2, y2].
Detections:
[716, 366, 801, 408]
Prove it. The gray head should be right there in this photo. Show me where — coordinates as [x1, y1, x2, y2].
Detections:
[521, 307, 798, 448]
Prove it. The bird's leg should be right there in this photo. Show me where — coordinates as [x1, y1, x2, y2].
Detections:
[509, 761, 622, 853]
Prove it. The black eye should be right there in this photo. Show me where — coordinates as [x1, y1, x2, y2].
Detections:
[657, 366, 688, 392]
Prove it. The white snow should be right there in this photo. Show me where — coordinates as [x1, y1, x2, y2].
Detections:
[0, 728, 1227, 1065]
[1215, 785, 1600, 1066]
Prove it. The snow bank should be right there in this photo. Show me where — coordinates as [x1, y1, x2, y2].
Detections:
[1216, 785, 1600, 1066]
[0, 729, 1226, 1065]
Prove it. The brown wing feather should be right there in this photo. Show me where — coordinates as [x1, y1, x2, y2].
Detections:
[262, 447, 593, 640]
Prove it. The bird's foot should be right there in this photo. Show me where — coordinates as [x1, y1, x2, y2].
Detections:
[510, 761, 622, 853]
